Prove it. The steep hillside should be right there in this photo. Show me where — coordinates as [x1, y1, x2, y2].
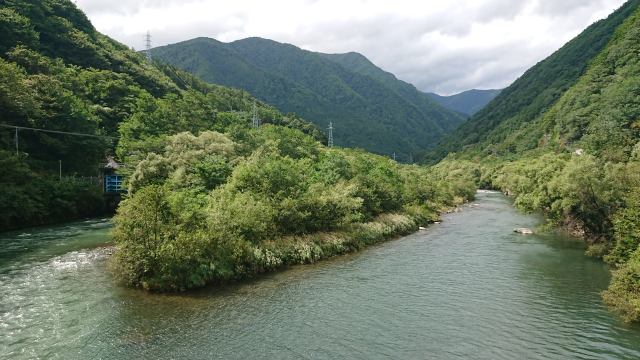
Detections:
[426, 89, 501, 116]
[151, 38, 466, 160]
[424, 0, 640, 163]
[0, 0, 322, 230]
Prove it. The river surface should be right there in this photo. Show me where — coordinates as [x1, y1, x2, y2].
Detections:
[2, 192, 640, 359]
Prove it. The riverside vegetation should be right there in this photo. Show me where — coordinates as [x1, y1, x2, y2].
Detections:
[112, 129, 475, 291]
[426, 0, 640, 322]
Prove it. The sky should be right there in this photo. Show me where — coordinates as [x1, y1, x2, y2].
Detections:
[75, 0, 627, 95]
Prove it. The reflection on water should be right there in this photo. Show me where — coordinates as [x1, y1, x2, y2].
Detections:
[2, 193, 640, 359]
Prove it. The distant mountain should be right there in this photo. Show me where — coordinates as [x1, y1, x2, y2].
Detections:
[150, 38, 466, 159]
[425, 89, 502, 116]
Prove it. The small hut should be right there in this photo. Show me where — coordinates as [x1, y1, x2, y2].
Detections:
[103, 156, 124, 194]
[102, 157, 125, 213]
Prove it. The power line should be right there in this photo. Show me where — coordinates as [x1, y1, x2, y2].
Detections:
[0, 124, 117, 140]
[168, 65, 191, 89]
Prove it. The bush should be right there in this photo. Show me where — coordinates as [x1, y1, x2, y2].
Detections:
[603, 247, 640, 322]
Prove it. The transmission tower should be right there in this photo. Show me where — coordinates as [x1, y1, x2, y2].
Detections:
[327, 122, 334, 147]
[252, 101, 261, 128]
[392, 152, 396, 161]
[145, 31, 152, 61]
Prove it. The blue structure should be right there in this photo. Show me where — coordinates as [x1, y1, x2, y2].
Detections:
[102, 157, 125, 213]
[104, 174, 124, 193]
[102, 157, 125, 194]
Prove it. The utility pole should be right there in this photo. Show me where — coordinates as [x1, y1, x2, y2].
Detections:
[252, 101, 261, 128]
[327, 122, 334, 148]
[145, 31, 152, 61]
[59, 160, 62, 181]
[14, 127, 18, 156]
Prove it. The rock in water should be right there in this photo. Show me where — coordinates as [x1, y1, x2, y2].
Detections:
[514, 228, 534, 235]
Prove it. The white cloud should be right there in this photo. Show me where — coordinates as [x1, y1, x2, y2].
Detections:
[75, 0, 627, 94]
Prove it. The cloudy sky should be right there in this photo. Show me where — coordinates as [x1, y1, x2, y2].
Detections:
[75, 0, 626, 95]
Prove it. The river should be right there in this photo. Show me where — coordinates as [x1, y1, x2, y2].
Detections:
[2, 191, 640, 359]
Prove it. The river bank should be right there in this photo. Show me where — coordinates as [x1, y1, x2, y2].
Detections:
[110, 197, 466, 292]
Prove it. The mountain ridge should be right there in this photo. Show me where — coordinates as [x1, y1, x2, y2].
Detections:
[150, 36, 466, 159]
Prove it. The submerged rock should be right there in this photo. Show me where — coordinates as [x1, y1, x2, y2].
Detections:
[514, 228, 534, 235]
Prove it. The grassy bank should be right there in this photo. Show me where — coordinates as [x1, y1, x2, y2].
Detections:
[114, 212, 435, 292]
[110, 187, 467, 292]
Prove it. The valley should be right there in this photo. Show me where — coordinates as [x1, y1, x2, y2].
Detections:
[1, 0, 640, 357]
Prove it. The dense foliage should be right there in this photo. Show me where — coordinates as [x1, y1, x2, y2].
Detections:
[433, 1, 640, 322]
[0, 0, 322, 231]
[111, 128, 475, 291]
[150, 37, 466, 161]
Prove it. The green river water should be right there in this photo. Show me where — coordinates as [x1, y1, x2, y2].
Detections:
[2, 191, 640, 359]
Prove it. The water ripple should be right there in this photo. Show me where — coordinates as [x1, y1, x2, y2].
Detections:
[2, 195, 640, 359]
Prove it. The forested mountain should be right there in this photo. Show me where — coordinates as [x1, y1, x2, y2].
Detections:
[150, 37, 466, 160]
[425, 89, 501, 116]
[428, 0, 640, 322]
[0, 0, 323, 230]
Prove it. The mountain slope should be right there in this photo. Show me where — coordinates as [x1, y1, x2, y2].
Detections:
[426, 89, 502, 116]
[537, 10, 640, 162]
[317, 51, 461, 119]
[150, 38, 466, 160]
[424, 0, 640, 163]
[0, 0, 323, 230]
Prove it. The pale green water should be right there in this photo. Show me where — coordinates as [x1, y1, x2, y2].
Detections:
[2, 192, 640, 359]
